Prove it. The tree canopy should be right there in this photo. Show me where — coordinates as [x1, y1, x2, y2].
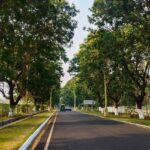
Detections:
[68, 0, 150, 118]
[0, 0, 78, 115]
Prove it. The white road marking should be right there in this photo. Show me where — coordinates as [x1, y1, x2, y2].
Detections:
[44, 112, 57, 150]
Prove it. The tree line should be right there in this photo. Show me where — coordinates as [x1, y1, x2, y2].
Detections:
[66, 0, 150, 119]
[0, 0, 77, 116]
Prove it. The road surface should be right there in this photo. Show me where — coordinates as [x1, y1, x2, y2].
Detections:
[34, 111, 150, 150]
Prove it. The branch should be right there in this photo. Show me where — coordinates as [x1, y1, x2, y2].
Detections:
[0, 79, 10, 84]
[0, 0, 5, 6]
[142, 61, 150, 89]
[122, 58, 141, 88]
[14, 95, 22, 105]
[0, 88, 10, 99]
[108, 91, 120, 102]
[15, 70, 23, 82]
[144, 61, 150, 79]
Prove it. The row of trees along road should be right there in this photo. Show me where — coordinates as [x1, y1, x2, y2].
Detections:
[69, 0, 150, 119]
[0, 0, 77, 116]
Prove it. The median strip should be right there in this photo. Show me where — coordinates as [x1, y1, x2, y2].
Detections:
[0, 111, 54, 150]
[19, 111, 55, 150]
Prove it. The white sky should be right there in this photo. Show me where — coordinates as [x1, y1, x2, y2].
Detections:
[61, 0, 94, 87]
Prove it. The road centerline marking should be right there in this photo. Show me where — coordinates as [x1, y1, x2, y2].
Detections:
[44, 112, 57, 150]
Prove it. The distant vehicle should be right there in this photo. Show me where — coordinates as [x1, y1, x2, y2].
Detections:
[60, 105, 72, 112]
[60, 104, 65, 112]
[65, 106, 72, 111]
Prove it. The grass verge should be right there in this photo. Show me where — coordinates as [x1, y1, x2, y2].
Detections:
[79, 110, 150, 127]
[0, 116, 10, 122]
[0, 114, 25, 122]
[0, 111, 53, 150]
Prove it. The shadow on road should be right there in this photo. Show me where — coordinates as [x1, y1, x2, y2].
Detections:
[50, 132, 150, 150]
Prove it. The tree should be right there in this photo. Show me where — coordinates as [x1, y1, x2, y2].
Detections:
[89, 0, 150, 118]
[68, 55, 80, 75]
[0, 0, 77, 116]
[61, 77, 93, 107]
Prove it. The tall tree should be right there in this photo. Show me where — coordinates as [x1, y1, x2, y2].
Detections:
[89, 0, 150, 118]
[0, 0, 77, 116]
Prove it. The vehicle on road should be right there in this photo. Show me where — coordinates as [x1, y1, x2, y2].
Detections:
[65, 106, 72, 111]
[60, 105, 72, 112]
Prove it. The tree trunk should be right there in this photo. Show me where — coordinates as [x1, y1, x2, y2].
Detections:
[97, 93, 103, 107]
[135, 95, 144, 119]
[8, 82, 15, 117]
[8, 81, 22, 116]
[114, 100, 119, 116]
[136, 100, 142, 109]
[40, 101, 45, 111]
[33, 99, 38, 112]
[8, 104, 16, 117]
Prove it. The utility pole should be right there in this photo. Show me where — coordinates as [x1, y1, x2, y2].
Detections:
[104, 72, 108, 116]
[49, 88, 53, 111]
[24, 52, 29, 113]
[73, 89, 76, 111]
[73, 76, 77, 111]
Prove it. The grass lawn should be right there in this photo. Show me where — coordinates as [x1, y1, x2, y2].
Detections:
[80, 110, 150, 127]
[0, 114, 24, 122]
[0, 111, 53, 150]
[0, 116, 10, 122]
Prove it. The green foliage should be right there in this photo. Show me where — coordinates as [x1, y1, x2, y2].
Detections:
[68, 0, 150, 109]
[61, 77, 93, 106]
[68, 55, 80, 75]
[0, 0, 77, 108]
[0, 104, 10, 117]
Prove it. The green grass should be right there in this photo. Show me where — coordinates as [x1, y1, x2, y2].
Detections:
[0, 114, 24, 122]
[0, 104, 10, 120]
[80, 110, 150, 127]
[0, 103, 35, 121]
[0, 111, 53, 150]
[112, 117, 150, 126]
[0, 116, 10, 121]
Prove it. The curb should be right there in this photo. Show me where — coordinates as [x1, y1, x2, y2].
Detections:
[0, 116, 32, 130]
[18, 112, 55, 150]
[0, 111, 46, 130]
[111, 118, 150, 130]
[79, 111, 150, 130]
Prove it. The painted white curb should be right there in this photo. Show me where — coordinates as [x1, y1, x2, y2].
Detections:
[19, 112, 55, 150]
[111, 119, 150, 130]
[0, 112, 45, 130]
[0, 116, 32, 130]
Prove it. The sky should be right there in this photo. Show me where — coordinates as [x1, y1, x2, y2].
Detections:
[61, 0, 94, 87]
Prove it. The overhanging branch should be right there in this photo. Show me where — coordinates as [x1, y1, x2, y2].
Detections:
[0, 88, 10, 99]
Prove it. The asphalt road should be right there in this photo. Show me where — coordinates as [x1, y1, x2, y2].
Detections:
[35, 111, 150, 150]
